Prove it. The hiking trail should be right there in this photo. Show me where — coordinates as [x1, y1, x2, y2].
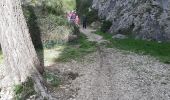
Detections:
[47, 27, 170, 100]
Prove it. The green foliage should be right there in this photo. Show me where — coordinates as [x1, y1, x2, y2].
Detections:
[40, 15, 72, 48]
[62, 0, 76, 11]
[57, 33, 97, 62]
[76, 0, 92, 14]
[76, 0, 99, 24]
[43, 40, 57, 49]
[42, 0, 64, 15]
[22, 1, 73, 50]
[14, 78, 36, 100]
[43, 0, 76, 14]
[46, 14, 69, 26]
[14, 85, 23, 95]
[95, 31, 170, 64]
[86, 9, 99, 24]
[43, 40, 67, 49]
[43, 72, 61, 87]
[100, 20, 112, 33]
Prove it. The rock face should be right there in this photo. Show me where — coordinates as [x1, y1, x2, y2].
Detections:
[92, 0, 170, 41]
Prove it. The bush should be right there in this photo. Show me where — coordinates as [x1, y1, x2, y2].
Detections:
[100, 20, 112, 33]
[50, 15, 69, 26]
[43, 72, 61, 87]
[22, 0, 74, 49]
[14, 78, 36, 100]
[76, 0, 99, 24]
[86, 9, 99, 24]
[56, 33, 97, 62]
[42, 0, 64, 15]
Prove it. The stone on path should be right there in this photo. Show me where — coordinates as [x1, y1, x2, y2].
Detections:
[112, 34, 128, 39]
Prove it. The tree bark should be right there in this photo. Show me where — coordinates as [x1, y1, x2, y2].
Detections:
[0, 0, 53, 99]
[0, 0, 44, 84]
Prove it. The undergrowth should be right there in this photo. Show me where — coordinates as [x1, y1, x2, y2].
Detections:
[43, 72, 61, 87]
[100, 20, 112, 33]
[62, 0, 76, 11]
[95, 31, 170, 64]
[42, 0, 64, 15]
[13, 78, 36, 100]
[56, 33, 97, 62]
[76, 0, 99, 25]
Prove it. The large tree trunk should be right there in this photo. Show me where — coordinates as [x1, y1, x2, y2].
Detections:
[0, 0, 52, 99]
[0, 0, 43, 85]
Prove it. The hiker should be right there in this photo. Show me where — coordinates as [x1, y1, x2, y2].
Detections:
[67, 11, 72, 22]
[70, 11, 76, 23]
[82, 15, 87, 29]
[75, 15, 80, 26]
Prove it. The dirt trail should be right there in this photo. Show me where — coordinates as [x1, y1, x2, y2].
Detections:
[80, 28, 106, 43]
[48, 28, 170, 100]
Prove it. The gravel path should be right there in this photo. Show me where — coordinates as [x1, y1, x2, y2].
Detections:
[48, 28, 170, 100]
[80, 28, 106, 43]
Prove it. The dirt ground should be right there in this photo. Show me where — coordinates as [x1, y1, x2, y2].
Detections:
[46, 28, 170, 100]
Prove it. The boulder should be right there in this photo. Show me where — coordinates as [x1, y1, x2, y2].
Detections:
[92, 0, 170, 41]
[112, 34, 127, 39]
[90, 21, 101, 29]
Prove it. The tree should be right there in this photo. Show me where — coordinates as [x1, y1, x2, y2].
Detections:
[0, 0, 51, 98]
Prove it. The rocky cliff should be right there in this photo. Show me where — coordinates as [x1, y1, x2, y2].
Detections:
[92, 0, 170, 41]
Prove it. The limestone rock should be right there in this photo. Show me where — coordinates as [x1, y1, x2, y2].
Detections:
[90, 21, 101, 29]
[92, 0, 170, 41]
[112, 34, 127, 39]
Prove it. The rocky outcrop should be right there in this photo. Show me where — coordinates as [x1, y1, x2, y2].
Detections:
[92, 0, 170, 41]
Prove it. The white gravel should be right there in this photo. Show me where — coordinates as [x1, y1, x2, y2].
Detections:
[47, 28, 170, 100]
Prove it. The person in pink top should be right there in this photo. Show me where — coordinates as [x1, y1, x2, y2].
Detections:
[67, 11, 72, 22]
[70, 11, 76, 23]
[75, 15, 80, 25]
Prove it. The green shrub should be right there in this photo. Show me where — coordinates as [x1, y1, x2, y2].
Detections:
[76, 0, 99, 24]
[43, 40, 67, 49]
[57, 32, 97, 62]
[22, 1, 73, 49]
[47, 15, 68, 26]
[100, 20, 112, 33]
[76, 0, 92, 15]
[62, 0, 76, 11]
[86, 9, 99, 24]
[43, 40, 57, 49]
[43, 72, 61, 87]
[14, 78, 36, 100]
[42, 0, 64, 15]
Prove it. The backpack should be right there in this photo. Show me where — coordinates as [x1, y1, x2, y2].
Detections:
[71, 14, 76, 19]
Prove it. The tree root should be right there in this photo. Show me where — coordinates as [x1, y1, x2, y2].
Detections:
[31, 72, 57, 100]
